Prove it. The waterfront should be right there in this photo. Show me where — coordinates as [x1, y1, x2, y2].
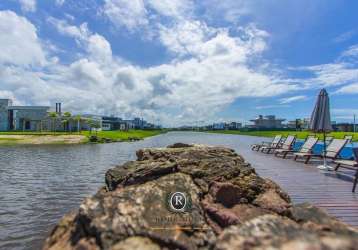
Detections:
[1, 132, 357, 250]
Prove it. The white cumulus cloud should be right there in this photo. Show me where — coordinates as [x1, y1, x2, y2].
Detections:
[19, 0, 36, 12]
[0, 9, 298, 126]
[55, 0, 65, 6]
[0, 11, 45, 66]
[102, 0, 148, 31]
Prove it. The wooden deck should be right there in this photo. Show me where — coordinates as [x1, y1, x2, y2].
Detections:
[245, 151, 358, 227]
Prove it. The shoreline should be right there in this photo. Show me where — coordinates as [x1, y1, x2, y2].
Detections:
[0, 129, 166, 145]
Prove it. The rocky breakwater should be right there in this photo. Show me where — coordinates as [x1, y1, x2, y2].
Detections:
[44, 143, 358, 250]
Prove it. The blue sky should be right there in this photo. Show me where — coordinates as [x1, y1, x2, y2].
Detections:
[0, 0, 357, 126]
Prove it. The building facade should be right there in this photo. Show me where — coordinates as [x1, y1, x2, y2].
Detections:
[211, 122, 242, 130]
[250, 115, 285, 129]
[0, 99, 12, 131]
[0, 99, 49, 131]
[333, 123, 354, 132]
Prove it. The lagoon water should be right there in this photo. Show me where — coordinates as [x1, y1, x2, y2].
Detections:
[0, 132, 355, 250]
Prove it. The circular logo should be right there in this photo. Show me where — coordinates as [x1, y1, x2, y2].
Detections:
[169, 192, 187, 212]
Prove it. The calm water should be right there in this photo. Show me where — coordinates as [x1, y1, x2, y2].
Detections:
[0, 132, 355, 250]
[0, 132, 264, 250]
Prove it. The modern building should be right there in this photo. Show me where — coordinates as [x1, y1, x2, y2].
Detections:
[333, 123, 354, 132]
[211, 122, 242, 130]
[227, 122, 242, 130]
[101, 116, 136, 131]
[132, 117, 146, 129]
[212, 123, 225, 130]
[287, 118, 311, 130]
[250, 115, 285, 129]
[0, 99, 49, 131]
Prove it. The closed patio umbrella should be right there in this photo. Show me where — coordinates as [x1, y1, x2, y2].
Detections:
[309, 88, 333, 170]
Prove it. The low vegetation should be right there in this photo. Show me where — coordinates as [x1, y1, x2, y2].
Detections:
[81, 129, 165, 142]
[208, 130, 357, 141]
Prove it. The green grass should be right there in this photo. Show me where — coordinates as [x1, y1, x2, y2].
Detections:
[0, 138, 22, 141]
[208, 130, 357, 141]
[81, 129, 165, 141]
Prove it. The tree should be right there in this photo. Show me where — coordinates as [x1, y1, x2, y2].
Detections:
[92, 120, 101, 136]
[48, 112, 58, 134]
[74, 115, 82, 134]
[87, 119, 101, 135]
[63, 112, 72, 133]
[87, 118, 93, 134]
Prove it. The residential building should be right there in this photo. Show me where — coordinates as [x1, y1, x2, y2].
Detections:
[0, 99, 160, 132]
[132, 117, 145, 129]
[250, 115, 285, 129]
[212, 123, 225, 130]
[287, 119, 309, 130]
[333, 123, 354, 132]
[228, 122, 242, 130]
[302, 118, 310, 129]
[101, 116, 122, 131]
[287, 120, 297, 129]
[0, 99, 49, 131]
[210, 121, 242, 130]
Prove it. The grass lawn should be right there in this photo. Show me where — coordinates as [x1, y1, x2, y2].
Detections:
[208, 130, 357, 141]
[81, 129, 165, 141]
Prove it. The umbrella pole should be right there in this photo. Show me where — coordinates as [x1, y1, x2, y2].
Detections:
[318, 131, 332, 170]
[323, 132, 327, 167]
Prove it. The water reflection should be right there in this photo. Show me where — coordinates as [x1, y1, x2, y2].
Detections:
[0, 132, 272, 250]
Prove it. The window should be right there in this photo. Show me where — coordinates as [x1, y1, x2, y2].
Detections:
[25, 121, 31, 130]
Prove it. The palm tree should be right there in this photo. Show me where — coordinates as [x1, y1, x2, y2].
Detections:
[87, 118, 93, 135]
[74, 115, 82, 134]
[63, 112, 72, 133]
[48, 112, 58, 135]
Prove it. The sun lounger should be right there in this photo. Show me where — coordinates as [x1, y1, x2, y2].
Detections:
[325, 136, 333, 144]
[344, 135, 353, 143]
[251, 135, 282, 151]
[290, 137, 319, 163]
[263, 135, 296, 155]
[294, 138, 348, 164]
[334, 148, 358, 192]
[306, 134, 316, 140]
[274, 135, 298, 158]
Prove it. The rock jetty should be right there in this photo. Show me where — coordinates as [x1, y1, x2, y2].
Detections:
[43, 143, 358, 250]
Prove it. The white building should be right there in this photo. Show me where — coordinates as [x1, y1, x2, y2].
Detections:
[250, 115, 285, 129]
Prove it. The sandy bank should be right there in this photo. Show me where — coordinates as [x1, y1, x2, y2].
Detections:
[0, 134, 87, 145]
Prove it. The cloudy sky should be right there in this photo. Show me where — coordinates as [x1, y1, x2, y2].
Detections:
[0, 0, 357, 126]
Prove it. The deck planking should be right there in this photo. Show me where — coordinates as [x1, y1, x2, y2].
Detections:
[239, 144, 358, 227]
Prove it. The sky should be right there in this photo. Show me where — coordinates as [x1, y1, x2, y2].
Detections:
[0, 0, 357, 127]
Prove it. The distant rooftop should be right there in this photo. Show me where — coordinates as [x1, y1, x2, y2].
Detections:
[7, 106, 49, 110]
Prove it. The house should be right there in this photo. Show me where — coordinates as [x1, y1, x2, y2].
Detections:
[287, 118, 311, 130]
[333, 123, 354, 132]
[132, 117, 145, 129]
[101, 116, 123, 131]
[0, 99, 49, 131]
[250, 115, 285, 129]
[212, 123, 225, 130]
[228, 122, 242, 130]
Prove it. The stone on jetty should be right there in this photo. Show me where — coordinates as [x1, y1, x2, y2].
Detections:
[43, 144, 358, 250]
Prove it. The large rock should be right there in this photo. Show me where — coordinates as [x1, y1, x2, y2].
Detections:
[44, 144, 358, 250]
